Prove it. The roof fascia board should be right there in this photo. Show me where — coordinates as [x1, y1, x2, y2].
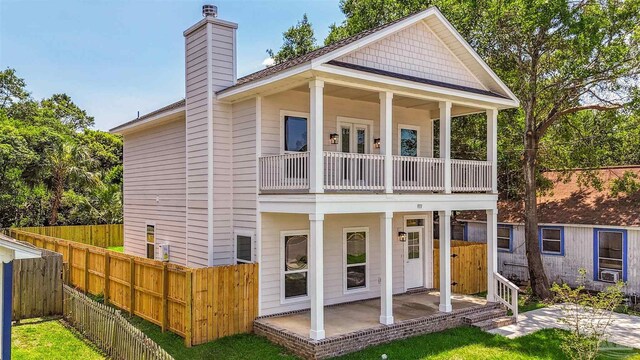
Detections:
[110, 106, 185, 134]
[309, 8, 438, 68]
[217, 63, 312, 99]
[460, 219, 640, 231]
[431, 11, 519, 105]
[316, 64, 518, 109]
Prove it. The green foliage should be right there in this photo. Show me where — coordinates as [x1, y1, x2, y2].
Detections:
[551, 269, 626, 360]
[267, 14, 318, 64]
[0, 68, 122, 227]
[610, 170, 640, 196]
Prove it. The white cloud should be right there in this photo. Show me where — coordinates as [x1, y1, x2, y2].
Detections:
[262, 57, 275, 67]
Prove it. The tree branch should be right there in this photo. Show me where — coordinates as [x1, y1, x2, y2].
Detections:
[536, 103, 623, 137]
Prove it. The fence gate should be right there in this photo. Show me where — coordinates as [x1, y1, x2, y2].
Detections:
[13, 248, 63, 321]
[433, 241, 487, 295]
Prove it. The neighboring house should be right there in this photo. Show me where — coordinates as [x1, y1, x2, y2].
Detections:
[110, 5, 520, 341]
[461, 166, 640, 297]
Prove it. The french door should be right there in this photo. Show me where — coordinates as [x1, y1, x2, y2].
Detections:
[339, 122, 369, 182]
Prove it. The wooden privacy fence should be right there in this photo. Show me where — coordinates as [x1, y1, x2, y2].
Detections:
[7, 229, 259, 346]
[64, 284, 174, 360]
[433, 240, 488, 294]
[15, 224, 123, 248]
[13, 248, 63, 321]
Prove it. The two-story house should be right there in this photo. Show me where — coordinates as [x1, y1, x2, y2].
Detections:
[110, 5, 520, 348]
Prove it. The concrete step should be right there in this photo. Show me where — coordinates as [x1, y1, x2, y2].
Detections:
[471, 316, 516, 331]
[462, 308, 507, 325]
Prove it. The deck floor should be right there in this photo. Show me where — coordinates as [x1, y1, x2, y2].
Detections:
[259, 291, 487, 338]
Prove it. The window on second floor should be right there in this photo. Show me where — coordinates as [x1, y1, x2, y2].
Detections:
[284, 115, 307, 152]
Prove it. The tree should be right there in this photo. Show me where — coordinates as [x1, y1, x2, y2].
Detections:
[45, 142, 99, 225]
[0, 68, 29, 109]
[267, 14, 318, 64]
[41, 93, 95, 131]
[318, 0, 640, 299]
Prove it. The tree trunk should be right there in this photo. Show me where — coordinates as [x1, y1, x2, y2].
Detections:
[49, 174, 63, 225]
[523, 121, 551, 299]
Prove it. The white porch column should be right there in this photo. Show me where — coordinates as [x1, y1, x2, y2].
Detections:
[486, 209, 498, 302]
[379, 211, 394, 325]
[309, 79, 325, 193]
[380, 91, 393, 193]
[438, 210, 452, 312]
[309, 213, 325, 340]
[439, 101, 452, 193]
[486, 109, 498, 194]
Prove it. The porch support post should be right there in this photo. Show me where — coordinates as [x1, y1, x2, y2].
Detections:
[439, 101, 452, 194]
[486, 208, 498, 302]
[380, 211, 394, 325]
[438, 209, 452, 312]
[486, 109, 498, 194]
[309, 79, 325, 194]
[309, 213, 325, 340]
[380, 91, 393, 193]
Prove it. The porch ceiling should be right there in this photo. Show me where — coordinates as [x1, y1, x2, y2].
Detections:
[290, 83, 484, 117]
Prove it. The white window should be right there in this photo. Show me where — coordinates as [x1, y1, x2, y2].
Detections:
[596, 230, 624, 282]
[235, 231, 254, 264]
[146, 224, 155, 259]
[497, 226, 512, 251]
[540, 227, 563, 255]
[283, 113, 308, 152]
[344, 228, 369, 292]
[281, 231, 309, 301]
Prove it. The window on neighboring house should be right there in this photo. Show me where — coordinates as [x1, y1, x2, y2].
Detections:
[146, 224, 155, 259]
[595, 229, 626, 282]
[284, 115, 308, 152]
[235, 231, 254, 264]
[344, 228, 368, 291]
[497, 225, 512, 252]
[539, 226, 563, 255]
[283, 232, 308, 299]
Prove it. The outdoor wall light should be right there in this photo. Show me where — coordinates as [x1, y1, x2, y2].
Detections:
[329, 133, 339, 145]
[373, 138, 381, 149]
[398, 231, 407, 242]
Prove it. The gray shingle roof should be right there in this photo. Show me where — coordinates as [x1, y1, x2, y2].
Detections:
[110, 99, 185, 132]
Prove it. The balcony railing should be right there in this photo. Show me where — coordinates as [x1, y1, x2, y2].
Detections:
[258, 152, 493, 193]
[451, 159, 492, 192]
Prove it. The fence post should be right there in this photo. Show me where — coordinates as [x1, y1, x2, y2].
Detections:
[67, 243, 73, 285]
[104, 252, 110, 305]
[84, 248, 90, 294]
[129, 258, 135, 316]
[161, 263, 168, 333]
[184, 269, 193, 347]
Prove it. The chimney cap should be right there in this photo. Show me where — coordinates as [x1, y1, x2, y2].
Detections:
[202, 4, 218, 18]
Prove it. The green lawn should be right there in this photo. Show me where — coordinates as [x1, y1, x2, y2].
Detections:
[107, 245, 124, 252]
[128, 313, 639, 360]
[12, 319, 104, 360]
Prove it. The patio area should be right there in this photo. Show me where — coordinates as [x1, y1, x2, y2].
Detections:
[255, 291, 503, 359]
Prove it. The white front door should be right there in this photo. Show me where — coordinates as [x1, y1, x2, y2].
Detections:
[404, 226, 424, 289]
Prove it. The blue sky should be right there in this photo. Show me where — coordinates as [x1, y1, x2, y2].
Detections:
[0, 0, 342, 130]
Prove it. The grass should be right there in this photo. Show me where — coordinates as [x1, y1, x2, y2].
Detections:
[127, 311, 639, 360]
[12, 318, 104, 360]
[107, 245, 124, 252]
[125, 315, 297, 360]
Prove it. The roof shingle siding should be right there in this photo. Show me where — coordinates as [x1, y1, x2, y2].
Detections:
[461, 166, 640, 227]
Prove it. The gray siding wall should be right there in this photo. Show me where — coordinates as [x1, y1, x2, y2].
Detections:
[465, 222, 640, 295]
[123, 118, 187, 264]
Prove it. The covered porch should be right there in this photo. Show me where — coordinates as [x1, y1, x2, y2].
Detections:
[257, 291, 487, 338]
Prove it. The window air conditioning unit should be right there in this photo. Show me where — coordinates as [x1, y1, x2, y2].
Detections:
[601, 270, 619, 283]
[158, 243, 170, 262]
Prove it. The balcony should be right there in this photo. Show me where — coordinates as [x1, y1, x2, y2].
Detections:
[259, 152, 493, 193]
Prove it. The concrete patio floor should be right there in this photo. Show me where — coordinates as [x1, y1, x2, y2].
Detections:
[489, 305, 640, 349]
[259, 291, 487, 338]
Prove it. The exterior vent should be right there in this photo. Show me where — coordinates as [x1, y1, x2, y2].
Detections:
[202, 4, 218, 18]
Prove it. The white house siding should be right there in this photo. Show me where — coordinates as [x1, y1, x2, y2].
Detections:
[337, 21, 484, 91]
[465, 222, 640, 295]
[259, 212, 432, 316]
[261, 90, 434, 158]
[232, 98, 258, 255]
[184, 19, 236, 267]
[123, 118, 187, 265]
[185, 24, 211, 267]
